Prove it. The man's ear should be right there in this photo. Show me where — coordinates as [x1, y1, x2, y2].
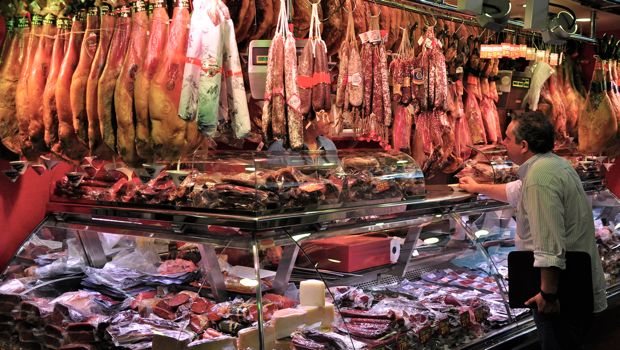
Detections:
[520, 140, 529, 154]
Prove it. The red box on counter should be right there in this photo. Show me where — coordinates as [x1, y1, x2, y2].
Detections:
[301, 235, 393, 272]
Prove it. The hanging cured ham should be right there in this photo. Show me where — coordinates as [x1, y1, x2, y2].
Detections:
[115, 0, 149, 166]
[24, 10, 59, 159]
[220, 0, 251, 140]
[53, 13, 90, 161]
[521, 61, 554, 111]
[178, 0, 224, 136]
[85, 1, 115, 158]
[15, 13, 43, 158]
[148, 0, 192, 161]
[134, 0, 168, 162]
[43, 17, 70, 148]
[0, 16, 26, 154]
[98, 2, 132, 155]
[579, 56, 617, 154]
[70, 4, 101, 146]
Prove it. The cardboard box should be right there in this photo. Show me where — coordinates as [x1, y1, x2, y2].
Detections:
[301, 235, 393, 272]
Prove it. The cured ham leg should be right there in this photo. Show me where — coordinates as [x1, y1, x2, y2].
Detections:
[43, 18, 69, 147]
[97, 2, 131, 155]
[85, 2, 115, 158]
[579, 57, 617, 154]
[25, 12, 59, 159]
[53, 14, 89, 161]
[15, 14, 43, 157]
[134, 0, 168, 162]
[148, 0, 191, 161]
[98, 2, 132, 154]
[70, 5, 100, 145]
[219, 0, 250, 140]
[0, 17, 26, 154]
[115, 0, 148, 166]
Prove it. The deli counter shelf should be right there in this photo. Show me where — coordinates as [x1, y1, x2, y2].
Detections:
[1, 181, 617, 350]
[47, 185, 506, 233]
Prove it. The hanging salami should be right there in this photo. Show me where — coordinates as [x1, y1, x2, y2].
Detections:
[261, 0, 303, 148]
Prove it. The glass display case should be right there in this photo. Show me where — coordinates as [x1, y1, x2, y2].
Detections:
[2, 176, 619, 349]
[51, 150, 425, 216]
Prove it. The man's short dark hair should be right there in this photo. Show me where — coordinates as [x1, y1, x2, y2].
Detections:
[511, 111, 555, 154]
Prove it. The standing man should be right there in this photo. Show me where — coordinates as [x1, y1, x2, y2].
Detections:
[459, 111, 607, 350]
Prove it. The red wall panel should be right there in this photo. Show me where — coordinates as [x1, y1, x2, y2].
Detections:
[0, 160, 71, 269]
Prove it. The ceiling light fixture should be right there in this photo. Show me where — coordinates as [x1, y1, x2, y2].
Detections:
[575, 18, 591, 22]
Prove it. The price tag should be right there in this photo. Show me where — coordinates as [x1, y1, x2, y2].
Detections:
[359, 32, 369, 44]
[502, 43, 511, 57]
[549, 53, 559, 66]
[397, 337, 409, 350]
[369, 30, 382, 44]
[425, 37, 432, 49]
[460, 311, 471, 327]
[474, 306, 487, 322]
[438, 318, 450, 335]
[418, 325, 432, 343]
[480, 45, 490, 59]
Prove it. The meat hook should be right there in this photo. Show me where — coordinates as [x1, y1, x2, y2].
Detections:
[341, 0, 356, 14]
[320, 0, 348, 23]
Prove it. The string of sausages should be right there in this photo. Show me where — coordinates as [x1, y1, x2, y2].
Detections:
[262, 0, 303, 149]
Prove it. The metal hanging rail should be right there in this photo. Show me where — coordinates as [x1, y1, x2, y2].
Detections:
[368, 0, 597, 44]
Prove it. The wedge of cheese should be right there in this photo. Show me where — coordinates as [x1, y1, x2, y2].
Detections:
[299, 279, 326, 307]
[272, 308, 307, 339]
[301, 302, 335, 328]
[272, 339, 292, 350]
[237, 324, 275, 350]
[186, 337, 236, 350]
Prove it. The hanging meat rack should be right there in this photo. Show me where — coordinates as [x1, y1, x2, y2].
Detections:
[368, 0, 598, 43]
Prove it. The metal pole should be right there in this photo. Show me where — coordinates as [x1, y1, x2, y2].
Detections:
[590, 10, 597, 39]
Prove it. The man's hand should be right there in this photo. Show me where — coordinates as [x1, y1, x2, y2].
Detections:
[525, 292, 561, 314]
[458, 176, 480, 193]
